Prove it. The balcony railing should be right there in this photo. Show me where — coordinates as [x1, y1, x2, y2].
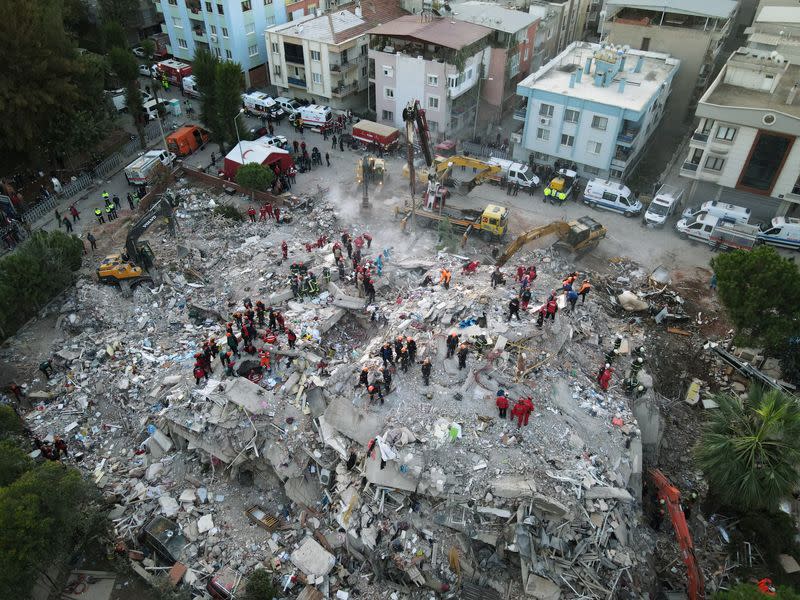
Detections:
[287, 76, 306, 87]
[682, 161, 699, 172]
[616, 129, 640, 144]
[330, 54, 365, 72]
[332, 82, 358, 97]
[513, 108, 526, 122]
[692, 131, 709, 143]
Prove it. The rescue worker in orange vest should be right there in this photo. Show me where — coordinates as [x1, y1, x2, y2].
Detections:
[439, 268, 451, 289]
[579, 279, 592, 303]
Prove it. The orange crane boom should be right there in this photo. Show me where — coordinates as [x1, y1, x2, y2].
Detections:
[648, 468, 705, 600]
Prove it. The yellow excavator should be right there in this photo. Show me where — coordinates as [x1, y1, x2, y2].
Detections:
[97, 194, 177, 295]
[495, 216, 606, 266]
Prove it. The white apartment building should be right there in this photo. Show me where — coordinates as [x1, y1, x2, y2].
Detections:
[368, 15, 492, 138]
[155, 0, 288, 86]
[516, 41, 679, 180]
[266, 0, 406, 109]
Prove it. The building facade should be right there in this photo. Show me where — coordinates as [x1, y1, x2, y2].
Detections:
[603, 0, 738, 122]
[155, 0, 288, 87]
[445, 2, 540, 131]
[515, 41, 679, 179]
[368, 15, 492, 138]
[679, 25, 800, 217]
[266, 0, 405, 109]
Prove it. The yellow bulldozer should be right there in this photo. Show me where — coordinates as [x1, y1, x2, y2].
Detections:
[495, 216, 606, 266]
[97, 194, 176, 295]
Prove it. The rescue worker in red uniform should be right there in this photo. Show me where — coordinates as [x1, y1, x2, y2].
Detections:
[281, 240, 288, 259]
[496, 394, 509, 419]
[511, 398, 528, 428]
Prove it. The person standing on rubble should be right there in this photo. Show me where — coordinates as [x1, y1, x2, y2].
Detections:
[194, 362, 208, 385]
[491, 267, 504, 288]
[457, 344, 468, 370]
[226, 332, 239, 356]
[567, 288, 579, 310]
[398, 345, 410, 372]
[578, 279, 592, 303]
[259, 349, 271, 373]
[439, 268, 451, 289]
[364, 278, 376, 305]
[281, 240, 288, 260]
[357, 366, 370, 388]
[380, 342, 394, 367]
[421, 357, 432, 386]
[536, 305, 546, 328]
[508, 296, 521, 321]
[337, 257, 346, 281]
[521, 397, 534, 425]
[275, 311, 286, 333]
[225, 353, 237, 377]
[446, 332, 459, 358]
[381, 366, 392, 394]
[546, 295, 558, 321]
[597, 364, 613, 391]
[406, 337, 417, 363]
[496, 393, 509, 419]
[286, 328, 297, 349]
[255, 301, 266, 326]
[268, 308, 277, 330]
[521, 288, 532, 311]
[345, 237, 353, 258]
[367, 384, 384, 405]
[511, 398, 527, 428]
[247, 206, 257, 222]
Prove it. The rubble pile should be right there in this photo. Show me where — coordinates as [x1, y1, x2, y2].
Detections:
[7, 183, 661, 599]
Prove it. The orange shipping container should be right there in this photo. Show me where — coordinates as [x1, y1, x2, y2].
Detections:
[166, 125, 209, 157]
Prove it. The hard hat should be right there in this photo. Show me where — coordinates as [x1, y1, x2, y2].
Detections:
[605, 363, 610, 369]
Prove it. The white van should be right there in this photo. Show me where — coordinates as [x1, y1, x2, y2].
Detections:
[583, 179, 642, 217]
[681, 200, 750, 225]
[758, 217, 800, 250]
[275, 96, 302, 116]
[124, 150, 175, 185]
[142, 99, 168, 121]
[242, 92, 285, 120]
[296, 104, 333, 130]
[676, 213, 720, 243]
[182, 75, 200, 98]
[487, 158, 540, 188]
[644, 184, 683, 227]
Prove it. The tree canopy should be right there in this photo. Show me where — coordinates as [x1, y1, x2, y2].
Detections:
[695, 387, 800, 512]
[714, 583, 800, 599]
[193, 49, 244, 153]
[236, 163, 275, 194]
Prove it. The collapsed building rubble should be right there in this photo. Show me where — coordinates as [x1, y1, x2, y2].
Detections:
[6, 181, 669, 599]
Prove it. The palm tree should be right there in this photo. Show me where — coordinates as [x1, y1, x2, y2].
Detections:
[695, 386, 800, 512]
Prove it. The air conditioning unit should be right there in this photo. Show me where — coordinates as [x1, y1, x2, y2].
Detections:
[540, 117, 551, 125]
[210, 34, 218, 42]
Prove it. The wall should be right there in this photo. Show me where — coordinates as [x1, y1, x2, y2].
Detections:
[608, 22, 713, 122]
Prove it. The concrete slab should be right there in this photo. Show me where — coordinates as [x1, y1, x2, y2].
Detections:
[585, 486, 634, 502]
[324, 395, 386, 445]
[291, 537, 336, 577]
[491, 476, 537, 499]
[525, 574, 561, 599]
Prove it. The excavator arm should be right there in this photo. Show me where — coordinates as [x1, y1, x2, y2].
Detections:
[649, 468, 705, 600]
[495, 222, 571, 267]
[125, 194, 175, 263]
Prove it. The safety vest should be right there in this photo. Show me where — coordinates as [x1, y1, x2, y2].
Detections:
[543, 187, 552, 196]
[102, 192, 109, 199]
[95, 208, 102, 216]
[105, 205, 113, 213]
[557, 192, 567, 201]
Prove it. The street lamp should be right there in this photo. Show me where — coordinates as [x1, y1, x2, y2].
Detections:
[472, 76, 493, 142]
[234, 108, 246, 165]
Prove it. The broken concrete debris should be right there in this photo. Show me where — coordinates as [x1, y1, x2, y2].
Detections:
[7, 181, 660, 599]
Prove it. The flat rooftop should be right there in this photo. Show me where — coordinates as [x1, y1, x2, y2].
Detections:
[518, 41, 679, 113]
[703, 62, 800, 119]
[448, 1, 539, 34]
[605, 0, 737, 20]
[368, 15, 491, 50]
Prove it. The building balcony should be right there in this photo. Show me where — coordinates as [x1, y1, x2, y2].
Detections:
[611, 157, 629, 169]
[332, 82, 359, 97]
[681, 161, 700, 175]
[192, 27, 207, 40]
[287, 76, 306, 88]
[616, 128, 640, 146]
[513, 108, 526, 122]
[330, 54, 365, 72]
[691, 131, 709, 143]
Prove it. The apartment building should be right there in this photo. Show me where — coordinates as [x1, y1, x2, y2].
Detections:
[155, 0, 288, 86]
[515, 41, 679, 179]
[603, 0, 738, 121]
[368, 15, 492, 138]
[444, 2, 540, 129]
[266, 1, 406, 109]
[679, 7, 800, 218]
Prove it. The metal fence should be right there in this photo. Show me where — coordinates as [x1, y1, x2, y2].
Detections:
[19, 121, 164, 224]
[460, 141, 510, 161]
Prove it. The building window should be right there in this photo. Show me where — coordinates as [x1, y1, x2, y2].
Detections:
[429, 120, 438, 132]
[274, 65, 281, 75]
[172, 17, 183, 28]
[245, 23, 255, 35]
[591, 115, 608, 130]
[222, 27, 229, 37]
[383, 66, 393, 78]
[382, 109, 393, 121]
[610, 169, 624, 178]
[178, 38, 188, 49]
[539, 103, 554, 117]
[716, 126, 737, 141]
[641, 37, 650, 51]
[584, 165, 601, 175]
[384, 87, 394, 98]
[265, 0, 273, 4]
[312, 72, 322, 84]
[509, 53, 520, 76]
[311, 50, 321, 61]
[536, 128, 550, 141]
[524, 47, 529, 61]
[533, 152, 550, 161]
[361, 45, 368, 55]
[217, 4, 224, 14]
[564, 109, 580, 123]
[214, 47, 221, 57]
[361, 66, 367, 77]
[428, 95, 439, 110]
[248, 45, 258, 56]
[225, 49, 232, 59]
[704, 156, 725, 171]
[427, 74, 438, 87]
[271, 42, 279, 53]
[587, 141, 602, 154]
[210, 25, 217, 34]
[561, 134, 574, 147]
[205, 2, 212, 11]
[168, 0, 177, 5]
[242, 0, 252, 11]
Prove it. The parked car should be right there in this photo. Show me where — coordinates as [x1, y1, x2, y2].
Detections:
[260, 135, 288, 150]
[132, 46, 147, 58]
[138, 64, 154, 78]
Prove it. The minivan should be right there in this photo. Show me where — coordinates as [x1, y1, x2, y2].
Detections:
[583, 179, 642, 217]
[681, 200, 750, 225]
[274, 96, 302, 116]
[758, 217, 800, 250]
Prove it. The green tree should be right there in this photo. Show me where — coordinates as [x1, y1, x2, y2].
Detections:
[141, 38, 155, 58]
[97, 0, 138, 28]
[243, 570, 278, 600]
[194, 49, 222, 149]
[101, 20, 128, 52]
[0, 461, 106, 598]
[0, 441, 33, 487]
[236, 163, 275, 197]
[695, 387, 800, 512]
[714, 583, 800, 599]
[193, 50, 243, 154]
[0, 0, 82, 171]
[0, 405, 22, 440]
[711, 246, 800, 351]
[437, 217, 458, 252]
[109, 47, 147, 149]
